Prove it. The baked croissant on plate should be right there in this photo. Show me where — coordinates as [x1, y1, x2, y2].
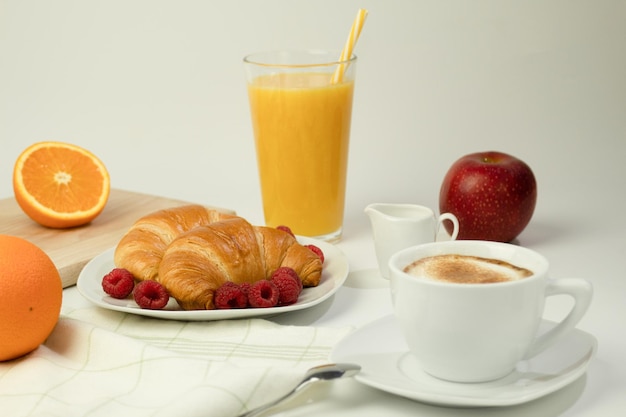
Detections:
[114, 204, 236, 281]
[159, 216, 323, 310]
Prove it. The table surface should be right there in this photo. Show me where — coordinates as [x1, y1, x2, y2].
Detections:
[1, 1, 625, 416]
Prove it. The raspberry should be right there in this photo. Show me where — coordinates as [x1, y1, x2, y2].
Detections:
[102, 268, 135, 299]
[133, 280, 170, 310]
[248, 280, 279, 308]
[271, 271, 302, 306]
[214, 282, 248, 309]
[276, 225, 295, 237]
[271, 267, 302, 292]
[305, 244, 325, 264]
[239, 282, 251, 296]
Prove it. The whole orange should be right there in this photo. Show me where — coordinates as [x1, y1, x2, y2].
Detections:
[0, 235, 63, 361]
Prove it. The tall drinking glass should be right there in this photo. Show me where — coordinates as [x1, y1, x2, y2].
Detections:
[244, 50, 356, 242]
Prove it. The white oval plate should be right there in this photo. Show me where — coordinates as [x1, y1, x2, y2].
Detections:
[77, 237, 348, 321]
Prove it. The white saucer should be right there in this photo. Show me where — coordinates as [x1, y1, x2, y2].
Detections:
[330, 315, 597, 407]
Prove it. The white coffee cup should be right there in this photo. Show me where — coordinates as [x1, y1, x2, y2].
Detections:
[365, 203, 459, 279]
[388, 240, 593, 383]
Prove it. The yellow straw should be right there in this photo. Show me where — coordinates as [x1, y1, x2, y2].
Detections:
[331, 8, 368, 84]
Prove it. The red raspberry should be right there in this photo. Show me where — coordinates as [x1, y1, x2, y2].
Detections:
[276, 225, 295, 237]
[133, 280, 170, 310]
[305, 244, 325, 264]
[271, 271, 302, 306]
[248, 280, 279, 308]
[214, 282, 248, 309]
[102, 268, 135, 299]
[239, 282, 251, 296]
[271, 267, 302, 292]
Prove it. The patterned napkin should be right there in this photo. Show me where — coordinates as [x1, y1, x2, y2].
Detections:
[0, 306, 352, 417]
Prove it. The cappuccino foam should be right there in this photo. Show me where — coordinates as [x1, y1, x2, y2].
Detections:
[403, 254, 533, 284]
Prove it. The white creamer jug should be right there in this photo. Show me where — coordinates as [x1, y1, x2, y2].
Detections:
[365, 203, 459, 279]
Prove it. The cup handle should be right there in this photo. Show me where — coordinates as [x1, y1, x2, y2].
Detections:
[524, 278, 593, 359]
[437, 213, 459, 240]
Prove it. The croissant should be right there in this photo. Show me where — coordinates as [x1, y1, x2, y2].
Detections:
[158, 216, 323, 310]
[114, 204, 236, 282]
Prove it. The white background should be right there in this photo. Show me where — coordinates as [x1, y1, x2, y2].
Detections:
[1, 1, 625, 416]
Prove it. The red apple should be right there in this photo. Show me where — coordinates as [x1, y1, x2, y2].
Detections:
[439, 151, 537, 242]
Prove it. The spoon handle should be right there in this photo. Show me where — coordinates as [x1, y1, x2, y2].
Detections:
[236, 363, 360, 417]
[237, 386, 301, 417]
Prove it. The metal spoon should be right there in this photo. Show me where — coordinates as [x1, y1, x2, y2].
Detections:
[237, 363, 361, 417]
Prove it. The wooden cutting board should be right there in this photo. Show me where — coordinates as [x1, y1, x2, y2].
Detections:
[0, 189, 234, 288]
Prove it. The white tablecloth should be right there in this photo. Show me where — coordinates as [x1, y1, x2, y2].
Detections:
[0, 303, 352, 417]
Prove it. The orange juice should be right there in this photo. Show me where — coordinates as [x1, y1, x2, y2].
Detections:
[247, 72, 354, 239]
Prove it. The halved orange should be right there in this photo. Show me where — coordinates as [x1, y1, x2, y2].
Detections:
[13, 141, 110, 228]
